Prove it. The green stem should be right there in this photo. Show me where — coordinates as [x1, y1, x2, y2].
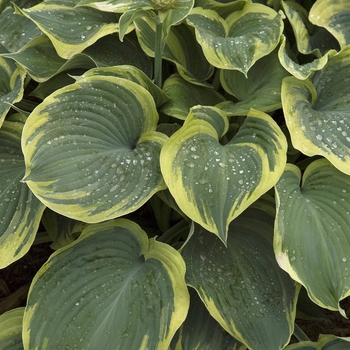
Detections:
[154, 19, 164, 88]
[293, 323, 310, 342]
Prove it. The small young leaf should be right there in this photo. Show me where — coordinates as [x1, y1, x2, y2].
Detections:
[186, 4, 284, 76]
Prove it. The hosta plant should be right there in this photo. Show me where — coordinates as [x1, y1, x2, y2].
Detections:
[1, 0, 350, 348]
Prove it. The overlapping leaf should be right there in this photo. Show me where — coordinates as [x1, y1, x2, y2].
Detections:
[0, 116, 45, 268]
[14, 0, 121, 59]
[0, 4, 42, 53]
[134, 19, 213, 85]
[186, 4, 284, 76]
[278, 35, 336, 80]
[0, 57, 26, 128]
[220, 48, 290, 116]
[23, 219, 189, 350]
[282, 0, 339, 56]
[170, 288, 245, 350]
[285, 334, 350, 349]
[0, 307, 25, 349]
[22, 75, 167, 223]
[275, 159, 350, 315]
[160, 106, 287, 243]
[182, 204, 298, 350]
[309, 0, 350, 49]
[161, 74, 225, 120]
[282, 46, 350, 175]
[79, 65, 168, 107]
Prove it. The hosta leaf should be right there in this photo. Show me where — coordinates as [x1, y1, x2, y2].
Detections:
[182, 204, 298, 350]
[79, 65, 168, 107]
[0, 5, 42, 53]
[194, 0, 248, 19]
[41, 208, 80, 250]
[285, 334, 350, 349]
[0, 57, 26, 128]
[282, 0, 339, 56]
[275, 159, 350, 315]
[219, 48, 290, 116]
[0, 307, 24, 350]
[186, 4, 284, 76]
[83, 34, 152, 75]
[282, 46, 350, 174]
[77, 0, 153, 12]
[170, 288, 245, 350]
[309, 0, 350, 49]
[278, 35, 336, 80]
[135, 18, 213, 85]
[160, 106, 287, 243]
[22, 75, 167, 223]
[14, 0, 120, 59]
[161, 74, 225, 120]
[0, 116, 45, 268]
[29, 70, 79, 100]
[23, 219, 189, 349]
[1, 35, 81, 83]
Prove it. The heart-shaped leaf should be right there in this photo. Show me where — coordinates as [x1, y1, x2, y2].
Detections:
[275, 159, 350, 316]
[186, 4, 284, 76]
[23, 219, 189, 349]
[282, 46, 350, 175]
[0, 116, 45, 268]
[309, 0, 350, 49]
[14, 0, 120, 59]
[181, 203, 298, 350]
[22, 75, 167, 223]
[220, 48, 290, 116]
[160, 106, 287, 243]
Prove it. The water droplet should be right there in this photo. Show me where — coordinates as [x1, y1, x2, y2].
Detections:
[316, 134, 322, 141]
[342, 257, 347, 262]
[186, 162, 195, 168]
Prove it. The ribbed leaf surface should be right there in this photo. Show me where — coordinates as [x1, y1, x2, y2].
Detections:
[282, 46, 350, 174]
[160, 106, 287, 243]
[182, 204, 298, 350]
[22, 75, 167, 222]
[275, 159, 350, 315]
[23, 219, 189, 350]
